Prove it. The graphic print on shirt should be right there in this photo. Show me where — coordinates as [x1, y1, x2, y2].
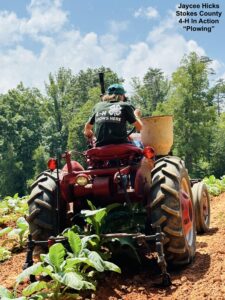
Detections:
[95, 104, 122, 123]
[108, 104, 122, 116]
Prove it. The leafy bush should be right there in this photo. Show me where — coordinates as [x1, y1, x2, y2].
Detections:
[203, 175, 225, 196]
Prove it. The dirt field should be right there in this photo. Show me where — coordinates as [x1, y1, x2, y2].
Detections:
[0, 193, 225, 299]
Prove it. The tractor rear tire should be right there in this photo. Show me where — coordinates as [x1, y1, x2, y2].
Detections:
[149, 156, 196, 266]
[27, 171, 66, 244]
[192, 182, 210, 234]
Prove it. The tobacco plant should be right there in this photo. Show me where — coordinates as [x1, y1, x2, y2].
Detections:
[0, 217, 29, 250]
[0, 246, 11, 262]
[0, 194, 28, 225]
[16, 229, 120, 299]
[203, 175, 225, 196]
[0, 285, 26, 300]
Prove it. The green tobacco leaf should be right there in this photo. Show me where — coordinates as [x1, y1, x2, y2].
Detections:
[80, 208, 106, 218]
[117, 237, 141, 264]
[40, 253, 48, 263]
[101, 260, 121, 273]
[2, 239, 16, 247]
[85, 250, 121, 273]
[87, 200, 96, 210]
[22, 281, 48, 297]
[49, 243, 66, 272]
[81, 235, 100, 249]
[94, 209, 107, 226]
[16, 217, 29, 230]
[68, 231, 82, 257]
[0, 285, 12, 298]
[65, 257, 88, 269]
[8, 228, 21, 237]
[61, 293, 79, 299]
[2, 297, 26, 300]
[106, 203, 121, 213]
[85, 250, 105, 272]
[66, 256, 99, 271]
[16, 262, 43, 284]
[13, 193, 19, 199]
[28, 292, 49, 300]
[0, 227, 12, 236]
[60, 272, 95, 291]
[0, 246, 11, 262]
[81, 208, 107, 234]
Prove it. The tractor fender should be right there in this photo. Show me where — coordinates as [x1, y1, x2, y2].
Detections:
[134, 157, 154, 197]
[62, 160, 84, 173]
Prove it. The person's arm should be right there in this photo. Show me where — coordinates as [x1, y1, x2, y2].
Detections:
[84, 122, 94, 138]
[132, 119, 143, 132]
[134, 108, 141, 118]
[124, 104, 143, 132]
[133, 108, 143, 131]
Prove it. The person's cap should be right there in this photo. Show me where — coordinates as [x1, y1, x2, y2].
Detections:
[107, 84, 126, 95]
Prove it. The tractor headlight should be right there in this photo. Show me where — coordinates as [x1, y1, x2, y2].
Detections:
[75, 174, 89, 186]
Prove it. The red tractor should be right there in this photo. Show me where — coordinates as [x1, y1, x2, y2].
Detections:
[26, 84, 210, 286]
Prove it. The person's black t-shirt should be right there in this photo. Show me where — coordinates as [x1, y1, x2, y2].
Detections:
[88, 101, 137, 147]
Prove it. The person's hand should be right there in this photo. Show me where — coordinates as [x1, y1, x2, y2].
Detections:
[134, 108, 141, 118]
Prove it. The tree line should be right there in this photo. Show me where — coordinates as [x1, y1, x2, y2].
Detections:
[0, 52, 225, 197]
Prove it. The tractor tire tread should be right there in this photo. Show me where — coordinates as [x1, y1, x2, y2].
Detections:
[149, 194, 165, 208]
[37, 183, 53, 193]
[149, 156, 196, 266]
[151, 162, 167, 176]
[162, 169, 180, 182]
[30, 176, 47, 189]
[28, 190, 42, 205]
[161, 183, 179, 199]
[27, 171, 66, 245]
[34, 199, 53, 210]
[161, 204, 180, 217]
[26, 208, 41, 223]
[151, 176, 165, 189]
[33, 218, 53, 230]
[152, 215, 167, 226]
[163, 226, 183, 237]
[167, 246, 186, 254]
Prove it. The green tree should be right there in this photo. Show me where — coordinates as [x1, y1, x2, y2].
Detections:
[210, 79, 225, 115]
[68, 87, 101, 161]
[161, 52, 216, 175]
[131, 68, 169, 116]
[0, 84, 44, 196]
[210, 113, 225, 177]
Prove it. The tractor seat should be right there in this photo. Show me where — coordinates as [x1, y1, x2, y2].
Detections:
[85, 143, 143, 161]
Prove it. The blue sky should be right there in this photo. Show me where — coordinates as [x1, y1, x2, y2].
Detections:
[0, 0, 224, 94]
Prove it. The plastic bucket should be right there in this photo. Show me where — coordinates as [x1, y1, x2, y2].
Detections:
[141, 115, 173, 155]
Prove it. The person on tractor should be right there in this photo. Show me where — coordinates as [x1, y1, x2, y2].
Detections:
[84, 83, 143, 147]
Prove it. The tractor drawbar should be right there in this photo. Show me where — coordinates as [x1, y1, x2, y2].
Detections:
[24, 228, 171, 287]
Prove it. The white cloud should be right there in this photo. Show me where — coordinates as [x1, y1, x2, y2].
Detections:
[121, 9, 208, 92]
[0, 11, 24, 45]
[0, 0, 67, 48]
[25, 0, 68, 35]
[109, 20, 129, 34]
[0, 1, 223, 95]
[0, 46, 37, 92]
[134, 6, 159, 19]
